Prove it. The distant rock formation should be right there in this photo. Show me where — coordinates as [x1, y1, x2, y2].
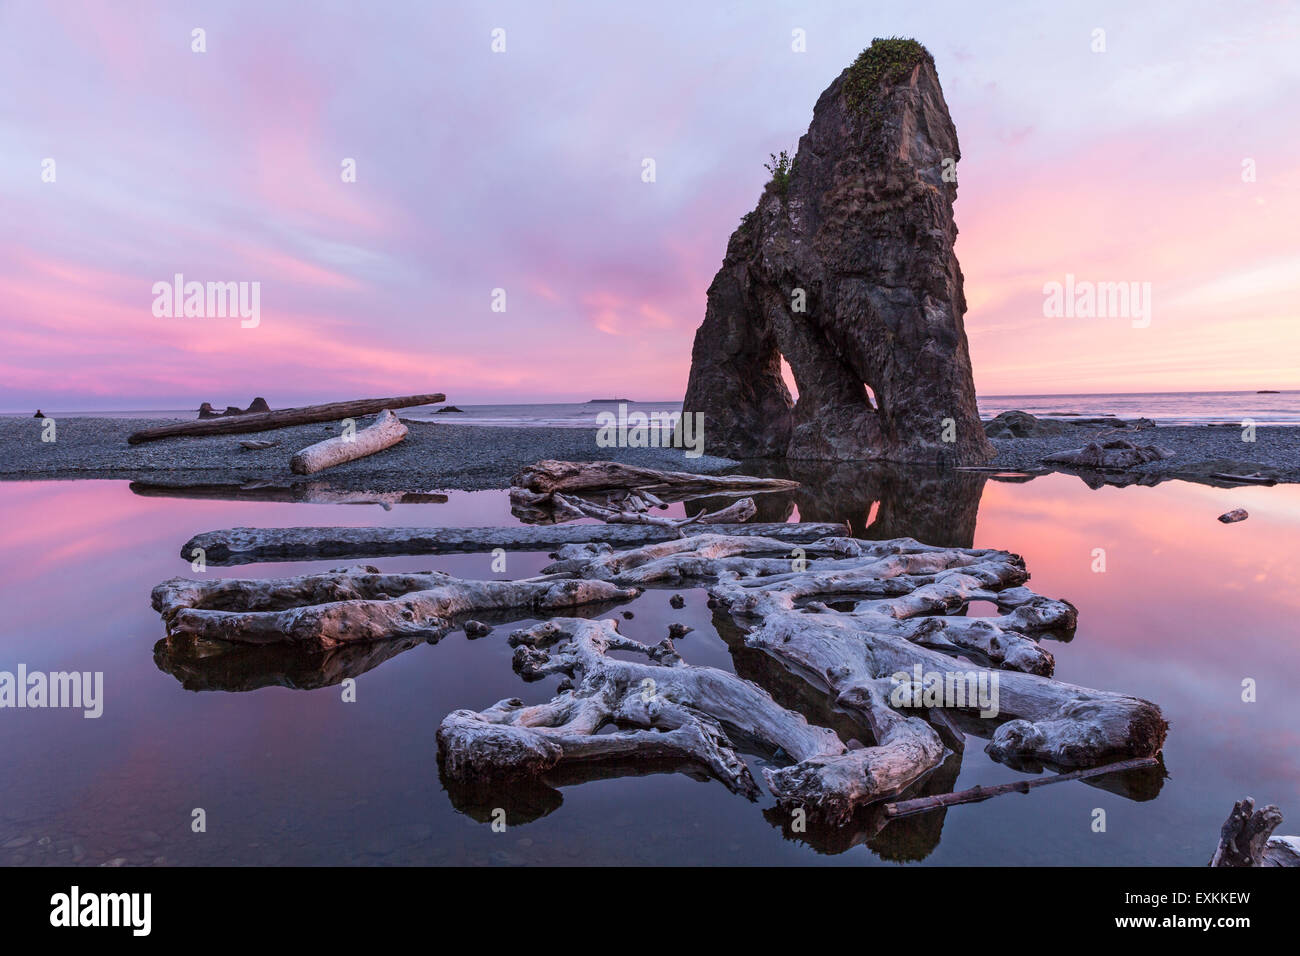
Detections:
[33, 409, 43, 419]
[682, 39, 991, 465]
[198, 397, 271, 419]
[984, 410, 1068, 439]
[434, 406, 465, 414]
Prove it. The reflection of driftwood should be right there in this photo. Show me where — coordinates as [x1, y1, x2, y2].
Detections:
[883, 756, 1159, 819]
[1210, 797, 1300, 867]
[290, 409, 408, 475]
[132, 480, 446, 507]
[127, 392, 444, 444]
[151, 567, 637, 649]
[153, 634, 423, 692]
[180, 522, 843, 565]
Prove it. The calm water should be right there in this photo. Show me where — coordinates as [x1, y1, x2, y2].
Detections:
[2, 471, 1297, 866]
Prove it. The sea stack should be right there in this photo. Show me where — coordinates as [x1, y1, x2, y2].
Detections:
[682, 39, 991, 464]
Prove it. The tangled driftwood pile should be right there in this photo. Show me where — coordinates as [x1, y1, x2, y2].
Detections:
[153, 528, 1167, 826]
[508, 459, 798, 529]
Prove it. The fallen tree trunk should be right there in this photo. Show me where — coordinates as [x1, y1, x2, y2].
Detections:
[289, 409, 408, 475]
[127, 392, 444, 444]
[151, 567, 638, 648]
[180, 521, 845, 565]
[883, 756, 1159, 819]
[512, 459, 798, 498]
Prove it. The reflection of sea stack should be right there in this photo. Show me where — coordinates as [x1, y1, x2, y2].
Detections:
[683, 39, 990, 465]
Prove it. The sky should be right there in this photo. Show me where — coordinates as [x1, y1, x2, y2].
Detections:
[1, 0, 1297, 410]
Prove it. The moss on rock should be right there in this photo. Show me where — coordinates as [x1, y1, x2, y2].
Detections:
[844, 37, 933, 113]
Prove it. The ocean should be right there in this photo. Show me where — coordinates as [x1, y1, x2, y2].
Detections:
[8, 391, 1300, 425]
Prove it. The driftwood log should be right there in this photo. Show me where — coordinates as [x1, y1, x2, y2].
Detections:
[1209, 797, 1300, 867]
[549, 492, 757, 532]
[127, 392, 444, 444]
[289, 409, 408, 475]
[180, 522, 844, 565]
[151, 567, 637, 649]
[512, 460, 798, 498]
[510, 460, 795, 526]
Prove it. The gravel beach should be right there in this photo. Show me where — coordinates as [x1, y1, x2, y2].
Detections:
[2, 415, 1298, 489]
[0, 415, 739, 491]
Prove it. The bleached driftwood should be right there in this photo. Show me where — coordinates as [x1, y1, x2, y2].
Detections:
[154, 528, 1167, 824]
[551, 492, 757, 533]
[151, 567, 637, 649]
[127, 392, 444, 444]
[511, 460, 796, 526]
[550, 534, 1164, 778]
[289, 409, 408, 475]
[1210, 797, 1300, 867]
[180, 522, 843, 565]
[513, 460, 798, 498]
[437, 617, 941, 822]
[437, 533, 1164, 822]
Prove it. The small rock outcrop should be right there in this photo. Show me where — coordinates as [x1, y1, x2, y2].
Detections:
[682, 39, 990, 465]
[1217, 508, 1249, 524]
[198, 397, 272, 419]
[984, 410, 1069, 439]
[1043, 440, 1172, 471]
[33, 409, 44, 419]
